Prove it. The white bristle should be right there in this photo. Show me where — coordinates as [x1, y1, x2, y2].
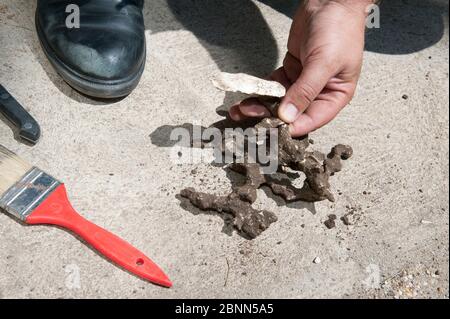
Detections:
[0, 145, 32, 196]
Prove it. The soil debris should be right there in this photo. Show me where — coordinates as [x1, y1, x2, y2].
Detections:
[180, 188, 277, 239]
[179, 73, 353, 239]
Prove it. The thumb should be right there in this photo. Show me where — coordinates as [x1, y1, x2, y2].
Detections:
[278, 61, 335, 123]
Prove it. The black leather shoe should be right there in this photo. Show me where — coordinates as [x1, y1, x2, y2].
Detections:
[36, 0, 146, 98]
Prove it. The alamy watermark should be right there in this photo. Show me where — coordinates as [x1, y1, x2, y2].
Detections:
[65, 4, 381, 30]
[64, 263, 81, 290]
[169, 121, 280, 174]
[362, 263, 381, 289]
[65, 4, 80, 29]
[366, 4, 380, 29]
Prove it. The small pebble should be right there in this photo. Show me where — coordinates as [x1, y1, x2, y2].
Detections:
[324, 219, 336, 229]
[341, 215, 353, 226]
[313, 257, 321, 264]
[324, 214, 337, 229]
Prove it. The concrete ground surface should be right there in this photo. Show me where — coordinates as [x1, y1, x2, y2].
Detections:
[0, 0, 448, 299]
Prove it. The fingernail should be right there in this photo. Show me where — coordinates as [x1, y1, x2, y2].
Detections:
[280, 103, 299, 123]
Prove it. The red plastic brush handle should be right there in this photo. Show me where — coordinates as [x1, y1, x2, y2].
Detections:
[26, 184, 172, 288]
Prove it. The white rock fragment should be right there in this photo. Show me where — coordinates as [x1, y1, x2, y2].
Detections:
[313, 256, 321, 264]
[420, 219, 433, 224]
[212, 72, 286, 98]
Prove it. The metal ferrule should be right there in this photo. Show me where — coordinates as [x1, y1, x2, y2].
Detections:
[0, 167, 61, 221]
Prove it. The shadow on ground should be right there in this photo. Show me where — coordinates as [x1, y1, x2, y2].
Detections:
[17, 0, 447, 108]
[149, 116, 317, 239]
[365, 0, 448, 55]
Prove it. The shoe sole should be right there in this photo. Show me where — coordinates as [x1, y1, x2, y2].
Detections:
[35, 11, 146, 99]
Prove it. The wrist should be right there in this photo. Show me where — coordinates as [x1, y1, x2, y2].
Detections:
[341, 0, 377, 11]
[307, 0, 375, 16]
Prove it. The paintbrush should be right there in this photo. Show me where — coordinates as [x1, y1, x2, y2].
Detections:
[0, 145, 172, 288]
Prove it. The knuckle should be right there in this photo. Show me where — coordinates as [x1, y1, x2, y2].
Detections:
[345, 84, 358, 101]
[292, 82, 317, 105]
[321, 58, 340, 76]
[347, 87, 356, 100]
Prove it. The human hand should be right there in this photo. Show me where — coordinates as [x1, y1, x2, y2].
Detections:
[229, 0, 373, 136]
